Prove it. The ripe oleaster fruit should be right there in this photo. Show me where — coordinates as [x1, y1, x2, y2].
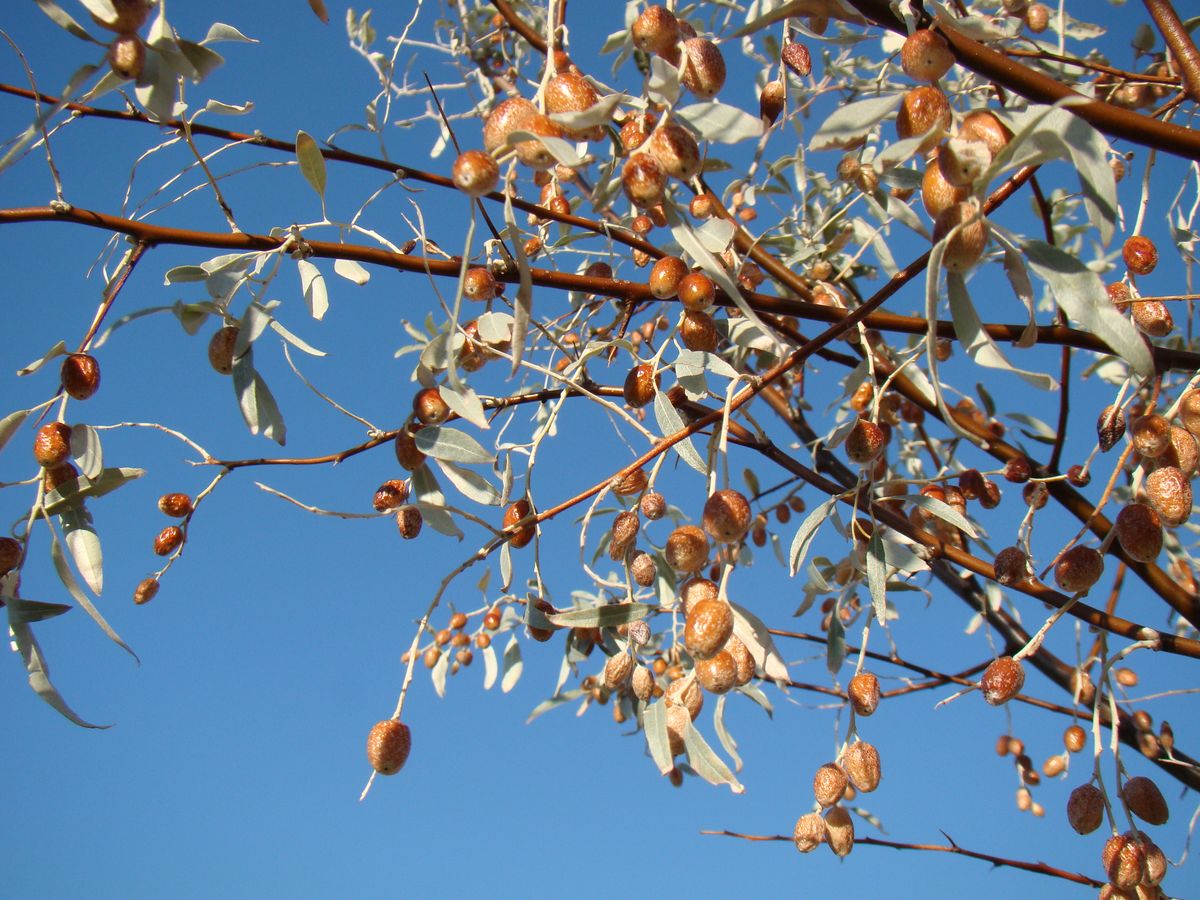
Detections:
[366, 719, 411, 775]
[684, 598, 733, 659]
[701, 489, 751, 544]
[61, 353, 101, 400]
[981, 656, 1024, 705]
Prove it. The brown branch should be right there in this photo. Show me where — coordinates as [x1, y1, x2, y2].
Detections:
[1144, 0, 1200, 102]
[699, 830, 1104, 888]
[490, 0, 549, 55]
[77, 240, 150, 352]
[1004, 48, 1181, 85]
[847, 0, 1200, 161]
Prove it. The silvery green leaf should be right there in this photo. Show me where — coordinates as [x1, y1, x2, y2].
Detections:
[295, 130, 327, 200]
[69, 423, 103, 479]
[652, 390, 707, 475]
[692, 217, 736, 253]
[929, 2, 1021, 39]
[482, 642, 498, 690]
[297, 258, 329, 320]
[643, 700, 675, 775]
[501, 636, 523, 693]
[232, 350, 287, 445]
[676, 102, 762, 143]
[499, 540, 512, 591]
[333, 258, 371, 285]
[647, 54, 682, 106]
[62, 507, 103, 596]
[548, 92, 625, 133]
[177, 41, 224, 81]
[202, 22, 257, 44]
[415, 426, 495, 465]
[946, 272, 1057, 390]
[903, 492, 979, 539]
[34, 0, 100, 41]
[4, 596, 73, 625]
[42, 467, 145, 516]
[789, 497, 835, 575]
[713, 695, 743, 772]
[415, 502, 463, 539]
[439, 383, 488, 430]
[683, 721, 744, 793]
[0, 409, 29, 455]
[735, 681, 773, 716]
[136, 50, 180, 121]
[1008, 412, 1059, 444]
[17, 340, 67, 376]
[8, 620, 106, 728]
[883, 538, 929, 574]
[203, 98, 253, 115]
[826, 614, 845, 673]
[1021, 239, 1151, 376]
[545, 602, 654, 628]
[268, 319, 325, 357]
[502, 192, 533, 374]
[431, 645, 449, 698]
[435, 459, 500, 506]
[810, 93, 901, 151]
[866, 530, 887, 625]
[45, 514, 135, 660]
[730, 602, 789, 681]
[526, 688, 586, 723]
[505, 130, 583, 169]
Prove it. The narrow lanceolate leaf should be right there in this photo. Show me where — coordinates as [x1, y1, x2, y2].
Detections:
[643, 700, 675, 775]
[435, 459, 500, 506]
[414, 426, 495, 465]
[44, 513, 136, 661]
[4, 596, 73, 625]
[713, 695, 743, 772]
[683, 722, 745, 794]
[34, 0, 99, 42]
[866, 530, 887, 625]
[826, 614, 846, 674]
[69, 423, 103, 479]
[676, 102, 762, 143]
[439, 383, 488, 431]
[17, 340, 67, 376]
[0, 409, 29, 455]
[946, 272, 1056, 390]
[809, 93, 902, 151]
[431, 646, 449, 698]
[526, 689, 585, 724]
[42, 467, 146, 516]
[652, 390, 707, 475]
[8, 620, 106, 728]
[903, 492, 979, 539]
[789, 497, 835, 576]
[501, 636, 523, 693]
[297, 258, 329, 320]
[61, 507, 103, 596]
[482, 642, 498, 690]
[731, 602, 789, 682]
[1021, 239, 1153, 378]
[294, 130, 327, 199]
[545, 602, 654, 629]
[232, 350, 287, 445]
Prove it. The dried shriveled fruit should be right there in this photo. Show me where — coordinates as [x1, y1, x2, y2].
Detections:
[504, 498, 536, 548]
[33, 422, 72, 468]
[1115, 503, 1163, 563]
[666, 704, 690, 756]
[848, 671, 880, 716]
[631, 665, 655, 701]
[612, 467, 649, 497]
[644, 122, 701, 181]
[1179, 389, 1200, 436]
[1067, 782, 1105, 834]
[1145, 466, 1191, 526]
[679, 577, 718, 615]
[91, 0, 152, 31]
[814, 762, 848, 807]
[631, 5, 679, 55]
[664, 675, 703, 720]
[43, 462, 78, 494]
[782, 41, 812, 78]
[1121, 776, 1169, 825]
[901, 29, 954, 82]
[993, 546, 1031, 585]
[981, 656, 1024, 705]
[1130, 414, 1171, 458]
[792, 812, 824, 853]
[932, 200, 988, 272]
[922, 151, 970, 217]
[725, 634, 755, 685]
[394, 428, 426, 471]
[1131, 300, 1173, 337]
[702, 489, 751, 543]
[603, 652, 634, 689]
[61, 353, 101, 400]
[824, 805, 855, 857]
[1098, 405, 1127, 452]
[1161, 425, 1198, 477]
[959, 110, 1011, 156]
[630, 551, 657, 587]
[845, 419, 885, 464]
[665, 525, 709, 572]
[158, 493, 193, 518]
[843, 741, 881, 792]
[0, 537, 21, 576]
[1102, 832, 1147, 891]
[373, 480, 410, 513]
[1063, 724, 1087, 753]
[680, 38, 726, 99]
[684, 599, 733, 660]
[609, 510, 640, 560]
[133, 576, 159, 605]
[208, 326, 239, 375]
[451, 150, 499, 197]
[896, 85, 951, 149]
[544, 71, 605, 141]
[639, 491, 666, 519]
[1054, 545, 1104, 593]
[366, 720, 411, 775]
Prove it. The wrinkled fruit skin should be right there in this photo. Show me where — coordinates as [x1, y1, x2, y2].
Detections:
[981, 656, 1024, 705]
[848, 671, 880, 716]
[158, 493, 193, 518]
[366, 719, 411, 775]
[843, 741, 881, 792]
[1054, 545, 1104, 594]
[208, 326, 239, 375]
[792, 812, 824, 853]
[451, 150, 500, 197]
[33, 422, 72, 468]
[61, 353, 101, 400]
[154, 525, 184, 556]
[504, 499, 535, 548]
[1121, 775, 1169, 825]
[684, 599, 733, 660]
[702, 489, 751, 544]
[665, 525, 709, 572]
[1066, 783, 1105, 834]
[1115, 503, 1163, 563]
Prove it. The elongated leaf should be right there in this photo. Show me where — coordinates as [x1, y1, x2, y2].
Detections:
[643, 700, 675, 775]
[546, 602, 654, 628]
[439, 383, 488, 431]
[61, 507, 103, 596]
[810, 93, 901, 151]
[296, 131, 327, 198]
[826, 614, 845, 674]
[9, 619, 106, 728]
[232, 350, 287, 444]
[42, 467, 146, 516]
[505, 130, 583, 169]
[946, 272, 1056, 390]
[435, 459, 500, 506]
[4, 596, 73, 625]
[34, 0, 99, 41]
[683, 722, 745, 793]
[0, 409, 29, 455]
[17, 340, 67, 376]
[69, 423, 103, 479]
[676, 102, 762, 143]
[652, 390, 707, 475]
[866, 530, 887, 625]
[1021, 239, 1152, 377]
[431, 645, 449, 698]
[713, 695, 743, 772]
[333, 257, 371, 285]
[203, 22, 257, 43]
[45, 514, 135, 660]
[297, 258, 329, 320]
[731, 602, 789, 682]
[482, 642, 498, 690]
[903, 492, 979, 539]
[789, 497, 835, 576]
[526, 687, 587, 723]
[501, 636, 523, 693]
[415, 426, 494, 465]
[548, 91, 626, 134]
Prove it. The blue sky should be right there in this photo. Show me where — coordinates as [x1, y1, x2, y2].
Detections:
[0, 2, 1195, 898]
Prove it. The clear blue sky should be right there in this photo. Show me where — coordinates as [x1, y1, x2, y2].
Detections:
[0, 3, 1194, 898]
